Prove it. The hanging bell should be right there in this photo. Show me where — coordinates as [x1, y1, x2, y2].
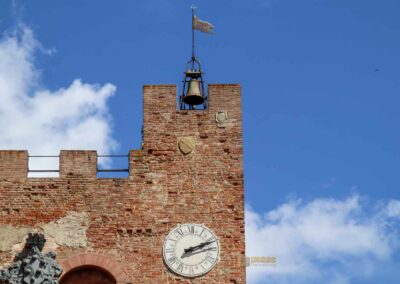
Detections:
[183, 78, 205, 106]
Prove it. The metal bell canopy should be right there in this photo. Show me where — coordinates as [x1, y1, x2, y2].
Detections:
[180, 57, 207, 110]
[179, 6, 214, 110]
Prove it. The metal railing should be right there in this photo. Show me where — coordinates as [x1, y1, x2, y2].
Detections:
[28, 156, 60, 173]
[97, 155, 129, 173]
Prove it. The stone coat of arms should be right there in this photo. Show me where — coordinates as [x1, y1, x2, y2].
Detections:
[215, 111, 228, 127]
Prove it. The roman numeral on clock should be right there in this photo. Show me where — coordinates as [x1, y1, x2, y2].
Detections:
[200, 264, 206, 271]
[176, 228, 184, 236]
[205, 256, 215, 263]
[168, 256, 177, 265]
[177, 263, 184, 273]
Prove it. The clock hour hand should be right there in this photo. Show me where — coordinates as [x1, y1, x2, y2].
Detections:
[184, 240, 216, 254]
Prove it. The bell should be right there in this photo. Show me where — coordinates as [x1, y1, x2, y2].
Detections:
[183, 78, 204, 106]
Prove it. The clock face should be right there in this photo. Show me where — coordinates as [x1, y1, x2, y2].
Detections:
[163, 224, 220, 278]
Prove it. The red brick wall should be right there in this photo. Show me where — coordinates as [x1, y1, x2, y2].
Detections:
[0, 84, 245, 283]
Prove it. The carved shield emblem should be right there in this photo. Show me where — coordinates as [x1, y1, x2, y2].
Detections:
[178, 137, 196, 155]
[215, 111, 228, 127]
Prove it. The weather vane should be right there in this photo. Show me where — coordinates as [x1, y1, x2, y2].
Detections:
[180, 5, 214, 110]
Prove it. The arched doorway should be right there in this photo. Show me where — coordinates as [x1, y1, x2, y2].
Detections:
[60, 265, 116, 284]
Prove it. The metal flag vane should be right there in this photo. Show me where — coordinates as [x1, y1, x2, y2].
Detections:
[190, 5, 214, 64]
[180, 6, 214, 110]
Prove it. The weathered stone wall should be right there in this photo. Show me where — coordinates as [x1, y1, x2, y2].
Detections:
[0, 84, 245, 283]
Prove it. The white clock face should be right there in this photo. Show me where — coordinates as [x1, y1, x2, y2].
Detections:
[163, 224, 220, 278]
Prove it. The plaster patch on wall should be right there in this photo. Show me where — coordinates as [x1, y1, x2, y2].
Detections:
[0, 225, 29, 252]
[155, 190, 168, 205]
[161, 113, 171, 122]
[145, 172, 166, 186]
[41, 212, 89, 248]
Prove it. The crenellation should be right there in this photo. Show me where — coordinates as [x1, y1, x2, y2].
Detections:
[60, 150, 98, 178]
[0, 150, 28, 179]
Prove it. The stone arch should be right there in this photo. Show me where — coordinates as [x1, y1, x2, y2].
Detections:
[59, 266, 116, 284]
[59, 253, 128, 283]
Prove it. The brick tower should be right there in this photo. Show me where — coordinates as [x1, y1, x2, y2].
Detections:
[0, 84, 245, 283]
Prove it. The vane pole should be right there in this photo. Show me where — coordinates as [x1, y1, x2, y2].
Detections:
[191, 5, 196, 68]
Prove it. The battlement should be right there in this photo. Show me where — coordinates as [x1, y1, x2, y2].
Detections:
[0, 150, 29, 178]
[0, 84, 242, 179]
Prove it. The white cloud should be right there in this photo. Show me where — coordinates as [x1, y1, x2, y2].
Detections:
[386, 200, 400, 218]
[0, 25, 117, 176]
[246, 195, 400, 284]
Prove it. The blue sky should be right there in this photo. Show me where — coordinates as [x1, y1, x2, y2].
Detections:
[0, 0, 400, 283]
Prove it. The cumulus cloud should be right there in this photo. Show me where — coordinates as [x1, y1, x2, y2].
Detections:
[0, 25, 117, 176]
[246, 195, 400, 284]
[385, 200, 400, 218]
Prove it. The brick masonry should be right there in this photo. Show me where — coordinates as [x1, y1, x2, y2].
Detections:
[0, 84, 246, 283]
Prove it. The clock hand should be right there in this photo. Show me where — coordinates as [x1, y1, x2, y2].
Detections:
[181, 247, 216, 259]
[196, 240, 216, 251]
[183, 244, 201, 254]
[184, 240, 216, 254]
